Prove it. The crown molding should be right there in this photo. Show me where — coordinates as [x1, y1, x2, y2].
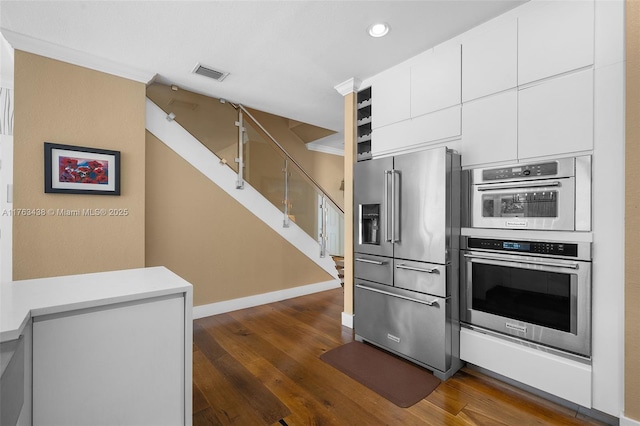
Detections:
[334, 77, 362, 96]
[0, 28, 156, 84]
[306, 141, 344, 156]
[305, 133, 344, 156]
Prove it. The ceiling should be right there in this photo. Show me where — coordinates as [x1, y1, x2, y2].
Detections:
[0, 0, 526, 152]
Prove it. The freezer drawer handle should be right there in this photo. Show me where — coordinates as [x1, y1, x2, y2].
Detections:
[355, 284, 439, 306]
[355, 258, 387, 265]
[395, 263, 439, 274]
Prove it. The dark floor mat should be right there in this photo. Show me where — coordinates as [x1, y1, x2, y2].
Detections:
[320, 341, 441, 408]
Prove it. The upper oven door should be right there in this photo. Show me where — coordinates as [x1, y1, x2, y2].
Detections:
[471, 177, 575, 231]
[460, 250, 591, 357]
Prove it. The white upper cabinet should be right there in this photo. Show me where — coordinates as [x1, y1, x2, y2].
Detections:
[462, 19, 517, 102]
[518, 69, 594, 159]
[371, 64, 411, 129]
[462, 90, 518, 167]
[410, 45, 461, 117]
[518, 0, 594, 85]
[372, 106, 461, 157]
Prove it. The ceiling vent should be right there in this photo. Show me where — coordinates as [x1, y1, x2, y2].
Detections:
[192, 63, 229, 82]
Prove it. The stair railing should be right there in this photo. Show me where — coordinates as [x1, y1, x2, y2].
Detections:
[234, 104, 344, 258]
[146, 83, 344, 258]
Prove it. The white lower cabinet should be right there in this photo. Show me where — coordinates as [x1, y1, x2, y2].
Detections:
[461, 90, 518, 167]
[460, 328, 592, 407]
[33, 295, 186, 426]
[518, 69, 594, 159]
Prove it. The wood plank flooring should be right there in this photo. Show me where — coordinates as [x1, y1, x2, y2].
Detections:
[193, 288, 605, 425]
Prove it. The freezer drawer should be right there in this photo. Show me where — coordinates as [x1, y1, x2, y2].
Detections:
[354, 254, 393, 285]
[394, 259, 448, 297]
[354, 281, 451, 373]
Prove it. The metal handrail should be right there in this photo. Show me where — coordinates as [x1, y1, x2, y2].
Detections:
[237, 105, 344, 214]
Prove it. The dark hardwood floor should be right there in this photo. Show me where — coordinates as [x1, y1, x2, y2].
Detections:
[193, 288, 604, 425]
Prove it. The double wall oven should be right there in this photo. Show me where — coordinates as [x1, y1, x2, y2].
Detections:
[461, 155, 592, 359]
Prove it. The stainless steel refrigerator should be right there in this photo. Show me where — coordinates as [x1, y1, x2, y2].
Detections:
[353, 146, 462, 380]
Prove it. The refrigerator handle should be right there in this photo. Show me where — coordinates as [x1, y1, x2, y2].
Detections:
[384, 170, 393, 243]
[392, 169, 400, 243]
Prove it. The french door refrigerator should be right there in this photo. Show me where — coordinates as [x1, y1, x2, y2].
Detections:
[353, 146, 462, 380]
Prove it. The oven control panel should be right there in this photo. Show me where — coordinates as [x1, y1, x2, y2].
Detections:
[481, 162, 558, 181]
[466, 237, 578, 257]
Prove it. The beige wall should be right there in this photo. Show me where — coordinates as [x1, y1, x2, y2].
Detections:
[13, 51, 145, 280]
[145, 132, 332, 306]
[625, 0, 640, 420]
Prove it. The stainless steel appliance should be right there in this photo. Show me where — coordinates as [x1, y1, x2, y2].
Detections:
[460, 236, 592, 358]
[465, 155, 591, 231]
[353, 146, 462, 380]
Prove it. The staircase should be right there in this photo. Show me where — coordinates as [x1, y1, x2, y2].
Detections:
[145, 96, 342, 282]
[331, 255, 345, 287]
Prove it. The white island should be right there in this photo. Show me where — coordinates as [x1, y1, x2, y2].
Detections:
[0, 266, 193, 426]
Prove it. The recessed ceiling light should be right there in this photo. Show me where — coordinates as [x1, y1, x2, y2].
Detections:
[368, 22, 390, 38]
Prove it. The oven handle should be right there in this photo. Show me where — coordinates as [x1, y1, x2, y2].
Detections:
[396, 263, 439, 274]
[463, 253, 580, 270]
[355, 284, 439, 306]
[355, 258, 388, 266]
[476, 180, 561, 191]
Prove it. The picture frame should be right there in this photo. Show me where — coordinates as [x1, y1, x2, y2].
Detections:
[44, 142, 121, 195]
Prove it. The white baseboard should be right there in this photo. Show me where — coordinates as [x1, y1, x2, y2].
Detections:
[193, 279, 340, 319]
[621, 415, 640, 426]
[341, 312, 354, 329]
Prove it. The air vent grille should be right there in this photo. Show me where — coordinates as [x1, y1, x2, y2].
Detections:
[192, 63, 229, 82]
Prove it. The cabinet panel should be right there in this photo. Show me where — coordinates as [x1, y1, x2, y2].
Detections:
[371, 65, 411, 129]
[518, 0, 594, 85]
[462, 19, 517, 102]
[461, 90, 518, 167]
[411, 45, 461, 117]
[518, 69, 594, 159]
[460, 328, 592, 407]
[33, 295, 185, 426]
[371, 119, 412, 157]
[372, 107, 461, 157]
[409, 106, 461, 146]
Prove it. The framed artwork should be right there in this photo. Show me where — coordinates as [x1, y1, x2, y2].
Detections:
[44, 142, 121, 195]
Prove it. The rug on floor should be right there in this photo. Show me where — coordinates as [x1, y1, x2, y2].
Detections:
[320, 341, 441, 408]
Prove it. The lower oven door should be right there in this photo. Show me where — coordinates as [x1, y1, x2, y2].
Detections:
[460, 250, 591, 357]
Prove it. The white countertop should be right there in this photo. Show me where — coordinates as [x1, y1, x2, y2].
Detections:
[1, 266, 193, 343]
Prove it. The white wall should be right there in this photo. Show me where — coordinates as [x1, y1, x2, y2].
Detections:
[0, 32, 14, 282]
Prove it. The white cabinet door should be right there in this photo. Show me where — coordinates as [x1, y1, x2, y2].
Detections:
[33, 295, 186, 426]
[409, 106, 461, 146]
[411, 45, 461, 117]
[518, 69, 594, 159]
[371, 119, 412, 156]
[372, 107, 460, 157]
[371, 64, 411, 129]
[461, 90, 518, 167]
[462, 19, 517, 102]
[518, 0, 594, 85]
